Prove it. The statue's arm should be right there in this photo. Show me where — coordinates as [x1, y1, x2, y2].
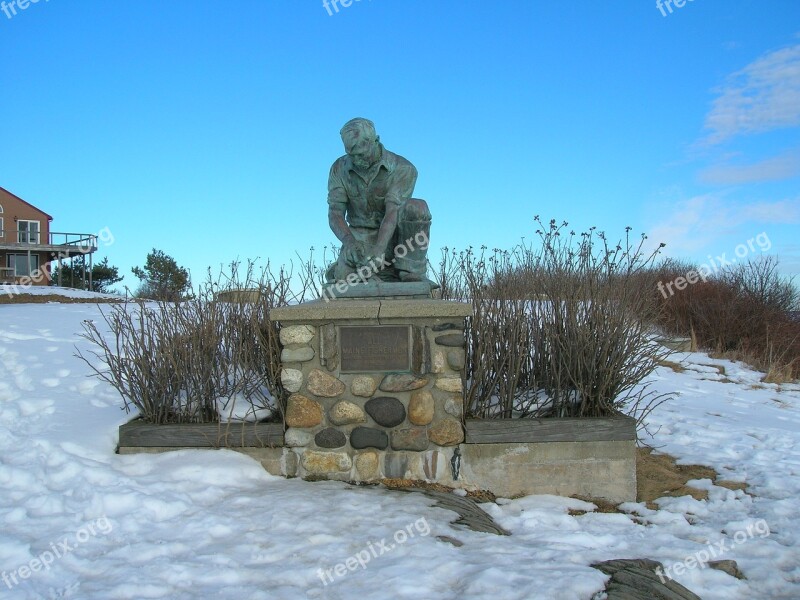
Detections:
[374, 203, 399, 253]
[373, 162, 418, 253]
[327, 163, 354, 246]
[328, 205, 354, 245]
[328, 162, 366, 265]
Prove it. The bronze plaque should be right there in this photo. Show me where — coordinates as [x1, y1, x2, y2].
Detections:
[339, 326, 411, 373]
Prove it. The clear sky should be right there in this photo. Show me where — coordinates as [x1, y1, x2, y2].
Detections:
[1, 1, 799, 291]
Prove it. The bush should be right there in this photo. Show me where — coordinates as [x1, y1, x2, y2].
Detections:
[437, 218, 670, 421]
[77, 261, 314, 424]
[653, 256, 800, 380]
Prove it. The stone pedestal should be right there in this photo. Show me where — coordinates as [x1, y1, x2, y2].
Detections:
[269, 297, 472, 483]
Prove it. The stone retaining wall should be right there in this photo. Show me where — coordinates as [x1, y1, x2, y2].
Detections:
[270, 299, 472, 483]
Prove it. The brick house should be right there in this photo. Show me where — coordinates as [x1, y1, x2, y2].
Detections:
[0, 186, 98, 287]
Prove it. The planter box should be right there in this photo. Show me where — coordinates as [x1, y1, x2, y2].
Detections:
[465, 416, 636, 444]
[460, 416, 637, 503]
[215, 288, 262, 303]
[117, 416, 636, 503]
[118, 419, 284, 449]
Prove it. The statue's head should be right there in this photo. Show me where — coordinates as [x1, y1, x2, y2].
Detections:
[340, 118, 381, 170]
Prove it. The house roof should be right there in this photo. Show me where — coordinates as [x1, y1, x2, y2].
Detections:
[0, 185, 54, 221]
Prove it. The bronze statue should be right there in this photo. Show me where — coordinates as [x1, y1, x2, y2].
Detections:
[326, 118, 431, 284]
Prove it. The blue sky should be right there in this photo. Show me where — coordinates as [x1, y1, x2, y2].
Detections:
[1, 1, 799, 290]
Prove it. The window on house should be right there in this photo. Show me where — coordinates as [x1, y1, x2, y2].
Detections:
[0, 203, 3, 238]
[17, 220, 40, 244]
[7, 254, 40, 277]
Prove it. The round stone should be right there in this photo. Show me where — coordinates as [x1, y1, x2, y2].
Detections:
[280, 325, 315, 346]
[447, 349, 465, 371]
[315, 427, 347, 449]
[307, 369, 346, 397]
[435, 333, 465, 347]
[444, 396, 463, 418]
[365, 397, 406, 427]
[355, 451, 380, 479]
[350, 427, 389, 450]
[284, 429, 313, 447]
[379, 374, 429, 392]
[351, 375, 378, 398]
[280, 368, 303, 393]
[435, 377, 463, 393]
[431, 351, 447, 374]
[281, 347, 315, 363]
[408, 390, 435, 425]
[429, 417, 464, 446]
[423, 450, 446, 480]
[329, 401, 366, 425]
[301, 451, 351, 474]
[391, 427, 429, 451]
[285, 394, 323, 428]
[384, 453, 409, 478]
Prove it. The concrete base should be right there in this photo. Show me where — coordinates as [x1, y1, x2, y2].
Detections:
[117, 438, 637, 503]
[459, 440, 636, 503]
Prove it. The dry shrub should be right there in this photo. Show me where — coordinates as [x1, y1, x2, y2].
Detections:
[77, 260, 314, 423]
[653, 256, 800, 380]
[437, 218, 671, 421]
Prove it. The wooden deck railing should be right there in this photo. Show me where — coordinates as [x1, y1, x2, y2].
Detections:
[0, 231, 97, 249]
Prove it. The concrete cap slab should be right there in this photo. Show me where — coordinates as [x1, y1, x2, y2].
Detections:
[269, 299, 472, 323]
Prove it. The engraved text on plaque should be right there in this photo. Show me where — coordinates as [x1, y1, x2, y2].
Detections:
[339, 326, 411, 373]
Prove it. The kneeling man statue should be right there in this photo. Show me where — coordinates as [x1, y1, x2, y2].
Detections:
[326, 118, 432, 284]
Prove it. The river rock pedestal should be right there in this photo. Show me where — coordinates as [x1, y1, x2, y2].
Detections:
[269, 288, 471, 484]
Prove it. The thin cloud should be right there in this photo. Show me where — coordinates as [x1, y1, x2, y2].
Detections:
[702, 44, 800, 145]
[647, 195, 726, 254]
[740, 198, 800, 222]
[699, 150, 800, 185]
[647, 195, 800, 256]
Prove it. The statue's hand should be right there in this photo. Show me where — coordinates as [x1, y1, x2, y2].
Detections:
[361, 244, 388, 269]
[343, 239, 367, 266]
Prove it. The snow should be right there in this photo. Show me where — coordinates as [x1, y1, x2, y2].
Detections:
[0, 284, 123, 300]
[1, 298, 799, 599]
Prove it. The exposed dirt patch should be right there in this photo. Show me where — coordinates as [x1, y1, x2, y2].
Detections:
[568, 495, 622, 515]
[637, 447, 718, 509]
[0, 294, 123, 305]
[701, 363, 727, 376]
[572, 448, 749, 514]
[715, 480, 749, 492]
[657, 359, 686, 373]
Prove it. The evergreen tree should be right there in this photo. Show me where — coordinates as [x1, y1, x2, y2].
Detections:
[51, 256, 123, 294]
[132, 249, 191, 301]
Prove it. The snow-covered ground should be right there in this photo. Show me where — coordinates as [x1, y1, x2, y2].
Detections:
[1, 297, 799, 599]
[0, 284, 123, 301]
